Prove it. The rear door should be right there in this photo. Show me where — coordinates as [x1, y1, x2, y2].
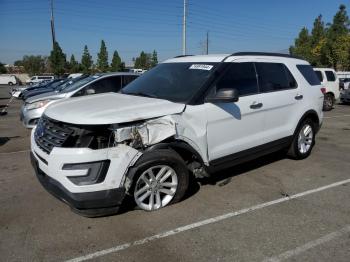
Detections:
[254, 61, 300, 141]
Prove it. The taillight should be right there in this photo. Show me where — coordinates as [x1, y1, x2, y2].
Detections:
[321, 87, 326, 94]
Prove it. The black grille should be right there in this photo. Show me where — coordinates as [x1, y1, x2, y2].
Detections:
[34, 116, 73, 154]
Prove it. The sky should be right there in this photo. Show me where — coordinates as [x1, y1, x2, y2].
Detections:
[0, 0, 347, 66]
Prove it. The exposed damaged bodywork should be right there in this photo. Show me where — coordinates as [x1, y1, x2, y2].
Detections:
[113, 116, 177, 148]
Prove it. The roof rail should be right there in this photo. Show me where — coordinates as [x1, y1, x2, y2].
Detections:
[231, 52, 300, 59]
[173, 55, 194, 58]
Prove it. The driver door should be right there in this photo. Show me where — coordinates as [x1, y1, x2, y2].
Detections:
[205, 61, 265, 163]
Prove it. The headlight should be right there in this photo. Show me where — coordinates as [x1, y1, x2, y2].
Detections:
[26, 100, 50, 110]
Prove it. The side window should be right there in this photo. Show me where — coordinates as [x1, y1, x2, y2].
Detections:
[314, 71, 323, 82]
[325, 71, 336, 82]
[122, 75, 138, 87]
[255, 62, 297, 92]
[214, 62, 258, 96]
[296, 65, 320, 86]
[86, 77, 122, 94]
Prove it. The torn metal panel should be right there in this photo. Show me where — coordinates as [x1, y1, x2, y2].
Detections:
[113, 116, 176, 146]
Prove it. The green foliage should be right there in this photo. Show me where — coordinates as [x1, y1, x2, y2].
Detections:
[69, 54, 79, 73]
[134, 51, 157, 70]
[110, 50, 122, 71]
[290, 5, 350, 70]
[0, 62, 7, 73]
[49, 41, 66, 76]
[151, 50, 158, 68]
[20, 55, 46, 76]
[81, 45, 93, 74]
[97, 40, 109, 72]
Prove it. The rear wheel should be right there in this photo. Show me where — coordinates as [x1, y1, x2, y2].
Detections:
[132, 149, 189, 211]
[8, 82, 13, 86]
[288, 119, 316, 160]
[323, 93, 334, 111]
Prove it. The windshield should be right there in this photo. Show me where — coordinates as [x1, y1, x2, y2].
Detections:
[122, 62, 218, 103]
[58, 75, 98, 92]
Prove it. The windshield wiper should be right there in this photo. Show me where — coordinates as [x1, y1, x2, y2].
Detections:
[123, 91, 158, 98]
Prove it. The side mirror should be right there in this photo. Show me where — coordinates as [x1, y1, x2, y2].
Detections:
[86, 88, 95, 95]
[206, 88, 239, 103]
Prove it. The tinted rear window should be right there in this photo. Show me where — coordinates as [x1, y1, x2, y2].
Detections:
[255, 63, 297, 92]
[315, 71, 323, 82]
[296, 65, 321, 86]
[325, 71, 336, 82]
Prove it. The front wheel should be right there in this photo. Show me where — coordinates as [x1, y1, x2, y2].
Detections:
[132, 149, 189, 211]
[323, 93, 334, 111]
[8, 82, 13, 86]
[288, 119, 316, 160]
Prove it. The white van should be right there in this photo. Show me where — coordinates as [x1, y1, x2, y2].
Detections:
[0, 75, 17, 85]
[26, 76, 54, 85]
[313, 68, 339, 111]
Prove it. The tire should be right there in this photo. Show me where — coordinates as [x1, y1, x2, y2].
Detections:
[323, 93, 334, 111]
[131, 149, 189, 211]
[8, 82, 13, 86]
[287, 119, 316, 160]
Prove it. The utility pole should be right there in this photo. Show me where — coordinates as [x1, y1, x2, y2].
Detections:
[206, 31, 209, 55]
[182, 0, 187, 55]
[50, 0, 56, 48]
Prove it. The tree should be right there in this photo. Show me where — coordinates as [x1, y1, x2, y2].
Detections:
[21, 55, 46, 75]
[110, 50, 122, 71]
[289, 27, 312, 62]
[134, 51, 152, 70]
[49, 41, 66, 76]
[326, 4, 350, 69]
[81, 45, 93, 74]
[69, 54, 79, 73]
[0, 62, 7, 73]
[151, 50, 158, 67]
[97, 40, 109, 72]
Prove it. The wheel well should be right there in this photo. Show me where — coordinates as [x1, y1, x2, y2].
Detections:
[326, 92, 335, 98]
[297, 110, 320, 133]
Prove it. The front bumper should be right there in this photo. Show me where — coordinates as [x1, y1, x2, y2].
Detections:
[30, 129, 141, 216]
[31, 152, 126, 217]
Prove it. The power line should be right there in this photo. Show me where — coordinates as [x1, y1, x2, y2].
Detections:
[182, 0, 187, 55]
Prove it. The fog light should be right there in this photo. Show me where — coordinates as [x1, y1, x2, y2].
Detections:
[63, 160, 110, 185]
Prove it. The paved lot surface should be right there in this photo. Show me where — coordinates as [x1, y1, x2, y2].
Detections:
[0, 85, 350, 262]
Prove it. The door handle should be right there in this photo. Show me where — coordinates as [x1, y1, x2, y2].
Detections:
[295, 94, 303, 100]
[250, 102, 263, 109]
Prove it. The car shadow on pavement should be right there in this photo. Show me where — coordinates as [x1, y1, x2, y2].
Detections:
[118, 151, 286, 215]
[0, 136, 20, 146]
[198, 150, 286, 187]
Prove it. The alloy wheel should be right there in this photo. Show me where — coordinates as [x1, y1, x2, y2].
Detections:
[134, 165, 178, 211]
[297, 124, 313, 154]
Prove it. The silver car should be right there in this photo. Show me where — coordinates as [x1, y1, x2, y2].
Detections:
[340, 88, 350, 104]
[20, 72, 139, 128]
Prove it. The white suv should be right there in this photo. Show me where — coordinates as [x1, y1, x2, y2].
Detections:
[30, 53, 324, 216]
[313, 68, 339, 111]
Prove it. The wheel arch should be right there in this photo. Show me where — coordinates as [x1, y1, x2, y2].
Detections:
[294, 110, 320, 135]
[124, 139, 203, 193]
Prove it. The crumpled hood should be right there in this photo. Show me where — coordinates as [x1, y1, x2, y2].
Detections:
[44, 93, 186, 125]
[26, 91, 65, 103]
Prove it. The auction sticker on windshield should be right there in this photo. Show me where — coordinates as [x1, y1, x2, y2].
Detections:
[189, 64, 213, 70]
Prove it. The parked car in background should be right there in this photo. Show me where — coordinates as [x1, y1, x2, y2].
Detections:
[340, 88, 350, 103]
[67, 73, 83, 79]
[339, 78, 350, 90]
[0, 75, 17, 85]
[21, 72, 139, 128]
[26, 75, 54, 85]
[314, 68, 339, 111]
[21, 79, 67, 100]
[29, 53, 324, 216]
